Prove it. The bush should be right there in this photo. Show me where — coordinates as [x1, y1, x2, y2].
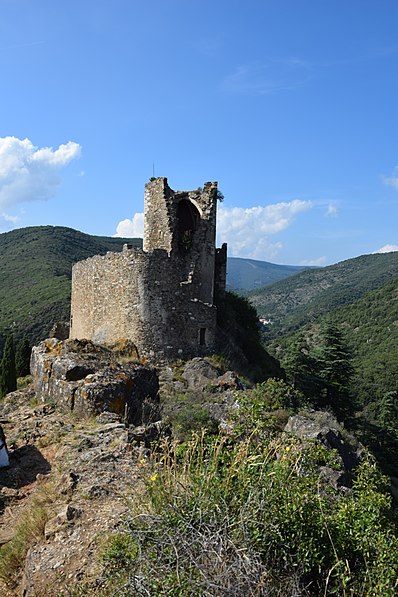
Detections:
[100, 429, 398, 596]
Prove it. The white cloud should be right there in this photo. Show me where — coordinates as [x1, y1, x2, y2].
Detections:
[216, 200, 313, 259]
[325, 202, 338, 217]
[383, 167, 398, 189]
[373, 244, 398, 254]
[114, 199, 312, 259]
[1, 212, 19, 224]
[299, 256, 327, 266]
[114, 212, 144, 237]
[0, 136, 81, 209]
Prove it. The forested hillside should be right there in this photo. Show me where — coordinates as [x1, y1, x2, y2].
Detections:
[250, 252, 398, 338]
[0, 226, 141, 348]
[266, 275, 398, 474]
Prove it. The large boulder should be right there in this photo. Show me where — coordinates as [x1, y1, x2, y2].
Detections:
[31, 338, 159, 424]
[182, 357, 220, 390]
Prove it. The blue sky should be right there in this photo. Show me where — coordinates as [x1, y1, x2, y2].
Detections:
[0, 0, 397, 265]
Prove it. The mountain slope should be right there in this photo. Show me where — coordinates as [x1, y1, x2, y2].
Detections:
[226, 257, 311, 291]
[0, 226, 141, 345]
[332, 276, 398, 403]
[249, 252, 398, 338]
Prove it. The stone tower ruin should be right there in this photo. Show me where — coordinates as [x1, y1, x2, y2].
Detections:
[69, 177, 227, 361]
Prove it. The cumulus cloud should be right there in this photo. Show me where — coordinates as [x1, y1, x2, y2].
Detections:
[383, 167, 398, 189]
[216, 200, 312, 259]
[114, 199, 312, 260]
[0, 136, 81, 209]
[373, 244, 398, 254]
[1, 212, 19, 224]
[114, 212, 144, 237]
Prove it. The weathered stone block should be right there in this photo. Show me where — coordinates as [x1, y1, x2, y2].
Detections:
[31, 340, 159, 424]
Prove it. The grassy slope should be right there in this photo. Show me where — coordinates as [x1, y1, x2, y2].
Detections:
[249, 252, 398, 338]
[0, 226, 141, 345]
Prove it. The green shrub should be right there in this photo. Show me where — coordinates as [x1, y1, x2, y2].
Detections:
[101, 429, 398, 596]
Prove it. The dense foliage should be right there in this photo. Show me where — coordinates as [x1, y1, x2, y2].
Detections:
[269, 276, 398, 474]
[216, 291, 283, 381]
[15, 337, 32, 378]
[101, 383, 398, 596]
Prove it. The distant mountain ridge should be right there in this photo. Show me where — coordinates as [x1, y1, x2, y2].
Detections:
[249, 251, 398, 338]
[226, 257, 312, 291]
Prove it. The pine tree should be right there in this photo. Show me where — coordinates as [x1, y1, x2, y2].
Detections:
[15, 337, 31, 378]
[317, 320, 354, 417]
[283, 332, 322, 400]
[0, 334, 17, 398]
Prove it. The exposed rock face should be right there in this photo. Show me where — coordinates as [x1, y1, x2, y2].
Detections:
[30, 338, 159, 425]
[181, 357, 220, 389]
[49, 321, 70, 341]
[0, 387, 145, 596]
[284, 412, 364, 488]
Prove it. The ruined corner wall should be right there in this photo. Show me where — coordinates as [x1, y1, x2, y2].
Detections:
[143, 178, 218, 305]
[70, 244, 217, 361]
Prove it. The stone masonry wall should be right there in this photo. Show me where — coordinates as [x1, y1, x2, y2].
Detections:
[70, 178, 224, 362]
[70, 245, 217, 361]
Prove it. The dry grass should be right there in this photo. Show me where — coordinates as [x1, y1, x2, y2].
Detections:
[0, 481, 56, 587]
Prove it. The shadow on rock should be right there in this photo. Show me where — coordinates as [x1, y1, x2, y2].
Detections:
[0, 445, 51, 496]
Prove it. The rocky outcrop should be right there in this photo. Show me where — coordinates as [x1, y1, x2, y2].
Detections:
[181, 357, 221, 389]
[284, 411, 364, 488]
[30, 338, 159, 424]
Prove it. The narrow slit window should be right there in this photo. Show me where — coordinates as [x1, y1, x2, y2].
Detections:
[199, 327, 206, 346]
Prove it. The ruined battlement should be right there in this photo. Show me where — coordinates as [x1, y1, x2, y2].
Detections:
[69, 178, 227, 361]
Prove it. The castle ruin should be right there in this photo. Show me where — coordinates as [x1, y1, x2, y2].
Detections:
[69, 177, 227, 361]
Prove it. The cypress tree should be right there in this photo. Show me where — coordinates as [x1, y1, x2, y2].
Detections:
[317, 320, 354, 417]
[0, 334, 17, 398]
[283, 332, 322, 400]
[15, 337, 31, 378]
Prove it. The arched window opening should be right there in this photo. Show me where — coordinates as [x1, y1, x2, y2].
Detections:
[177, 199, 200, 253]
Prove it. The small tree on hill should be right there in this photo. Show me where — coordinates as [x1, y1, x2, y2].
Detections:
[15, 337, 31, 377]
[0, 334, 17, 398]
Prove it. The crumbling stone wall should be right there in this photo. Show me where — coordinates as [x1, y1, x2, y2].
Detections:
[70, 178, 226, 361]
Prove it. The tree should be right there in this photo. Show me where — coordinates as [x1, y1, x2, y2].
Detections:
[0, 334, 17, 398]
[283, 332, 322, 400]
[15, 337, 31, 377]
[316, 321, 354, 418]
